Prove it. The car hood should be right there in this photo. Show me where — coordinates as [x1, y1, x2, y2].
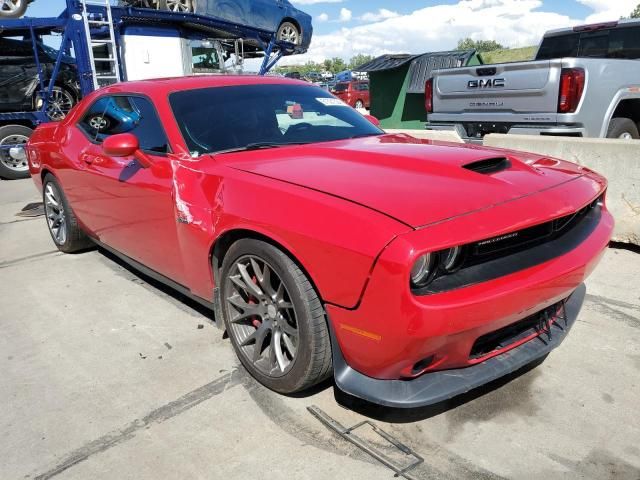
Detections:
[220, 134, 594, 229]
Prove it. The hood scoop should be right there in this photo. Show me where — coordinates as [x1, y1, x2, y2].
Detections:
[463, 157, 511, 175]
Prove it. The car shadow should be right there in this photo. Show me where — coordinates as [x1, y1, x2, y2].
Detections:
[97, 247, 216, 321]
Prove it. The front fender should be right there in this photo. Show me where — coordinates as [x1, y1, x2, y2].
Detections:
[172, 161, 410, 308]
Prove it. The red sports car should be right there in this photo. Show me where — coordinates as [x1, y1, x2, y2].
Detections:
[27, 76, 612, 408]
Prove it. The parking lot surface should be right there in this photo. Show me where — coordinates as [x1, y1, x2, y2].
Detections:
[1, 178, 639, 480]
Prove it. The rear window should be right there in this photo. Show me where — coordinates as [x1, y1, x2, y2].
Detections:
[334, 83, 348, 92]
[537, 25, 640, 60]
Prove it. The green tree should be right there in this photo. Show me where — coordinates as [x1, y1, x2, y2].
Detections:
[456, 38, 504, 53]
[349, 54, 375, 70]
[630, 3, 640, 18]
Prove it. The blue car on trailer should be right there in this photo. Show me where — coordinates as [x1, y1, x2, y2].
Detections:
[122, 0, 312, 50]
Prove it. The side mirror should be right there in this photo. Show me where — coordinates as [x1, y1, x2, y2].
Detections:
[103, 133, 139, 157]
[364, 114, 381, 127]
[102, 133, 153, 168]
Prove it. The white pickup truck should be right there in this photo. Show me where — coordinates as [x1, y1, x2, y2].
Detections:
[426, 19, 640, 141]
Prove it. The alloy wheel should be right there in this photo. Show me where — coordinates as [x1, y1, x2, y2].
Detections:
[278, 25, 299, 45]
[1, 0, 23, 14]
[0, 134, 29, 172]
[45, 87, 75, 121]
[165, 0, 192, 12]
[225, 255, 299, 378]
[44, 182, 67, 245]
[619, 132, 633, 140]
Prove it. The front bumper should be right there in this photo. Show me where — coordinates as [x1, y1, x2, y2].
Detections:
[331, 283, 585, 409]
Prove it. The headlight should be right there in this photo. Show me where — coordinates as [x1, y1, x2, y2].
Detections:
[442, 246, 463, 272]
[410, 253, 436, 288]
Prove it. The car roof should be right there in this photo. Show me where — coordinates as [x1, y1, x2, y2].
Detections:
[96, 75, 310, 97]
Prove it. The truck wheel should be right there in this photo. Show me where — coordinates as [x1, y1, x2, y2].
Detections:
[0, 125, 32, 180]
[0, 0, 28, 18]
[607, 117, 639, 140]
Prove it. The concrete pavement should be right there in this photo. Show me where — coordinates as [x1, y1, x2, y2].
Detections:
[1, 178, 639, 480]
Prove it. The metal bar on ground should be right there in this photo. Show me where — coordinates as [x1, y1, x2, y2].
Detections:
[307, 405, 424, 480]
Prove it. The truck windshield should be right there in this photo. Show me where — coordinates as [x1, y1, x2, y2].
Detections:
[536, 25, 640, 60]
[169, 84, 382, 156]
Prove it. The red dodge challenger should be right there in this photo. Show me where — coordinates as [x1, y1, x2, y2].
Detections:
[27, 76, 613, 408]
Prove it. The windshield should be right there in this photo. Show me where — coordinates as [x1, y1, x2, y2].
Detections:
[536, 25, 640, 60]
[169, 84, 382, 156]
[334, 83, 349, 92]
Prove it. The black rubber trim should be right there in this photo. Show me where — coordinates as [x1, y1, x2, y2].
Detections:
[415, 207, 601, 295]
[330, 283, 585, 409]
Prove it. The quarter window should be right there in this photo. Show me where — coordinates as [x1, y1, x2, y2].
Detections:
[78, 95, 169, 154]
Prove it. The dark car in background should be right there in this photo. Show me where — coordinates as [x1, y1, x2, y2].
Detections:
[0, 38, 79, 120]
[123, 0, 313, 50]
[0, 38, 79, 179]
[333, 80, 370, 109]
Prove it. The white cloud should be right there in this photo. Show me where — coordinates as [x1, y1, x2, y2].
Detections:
[360, 9, 399, 22]
[338, 7, 352, 22]
[279, 0, 635, 66]
[576, 0, 637, 22]
[317, 12, 329, 22]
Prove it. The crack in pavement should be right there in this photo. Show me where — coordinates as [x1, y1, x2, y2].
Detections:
[0, 250, 61, 269]
[585, 294, 640, 329]
[32, 370, 240, 480]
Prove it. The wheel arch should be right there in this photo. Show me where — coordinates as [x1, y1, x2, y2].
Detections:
[279, 17, 302, 35]
[612, 98, 640, 127]
[210, 227, 324, 303]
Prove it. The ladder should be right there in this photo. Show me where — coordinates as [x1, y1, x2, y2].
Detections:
[80, 0, 122, 90]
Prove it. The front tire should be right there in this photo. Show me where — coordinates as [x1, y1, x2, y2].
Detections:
[0, 125, 32, 180]
[607, 117, 639, 140]
[43, 174, 93, 253]
[220, 239, 332, 394]
[355, 100, 365, 109]
[0, 0, 28, 18]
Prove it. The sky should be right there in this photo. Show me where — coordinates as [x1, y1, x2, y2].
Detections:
[28, 0, 640, 66]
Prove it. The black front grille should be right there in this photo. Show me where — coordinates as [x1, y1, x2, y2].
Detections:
[468, 196, 601, 264]
[470, 301, 565, 360]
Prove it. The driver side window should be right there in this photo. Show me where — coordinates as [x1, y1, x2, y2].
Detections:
[78, 95, 170, 154]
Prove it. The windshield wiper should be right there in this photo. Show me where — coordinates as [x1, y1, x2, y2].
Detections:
[217, 142, 307, 154]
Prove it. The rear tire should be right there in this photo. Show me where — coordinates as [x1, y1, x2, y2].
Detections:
[0, 125, 32, 180]
[607, 117, 639, 139]
[42, 174, 93, 253]
[277, 21, 301, 45]
[220, 239, 332, 394]
[0, 0, 28, 18]
[355, 100, 365, 109]
[164, 0, 193, 12]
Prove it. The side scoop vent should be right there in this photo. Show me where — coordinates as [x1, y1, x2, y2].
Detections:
[462, 157, 511, 175]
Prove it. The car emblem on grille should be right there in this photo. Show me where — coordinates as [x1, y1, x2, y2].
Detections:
[477, 232, 519, 246]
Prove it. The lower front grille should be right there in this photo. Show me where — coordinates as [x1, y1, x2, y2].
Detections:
[469, 301, 566, 360]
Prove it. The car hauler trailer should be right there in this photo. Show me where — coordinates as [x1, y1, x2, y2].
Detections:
[0, 0, 308, 179]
